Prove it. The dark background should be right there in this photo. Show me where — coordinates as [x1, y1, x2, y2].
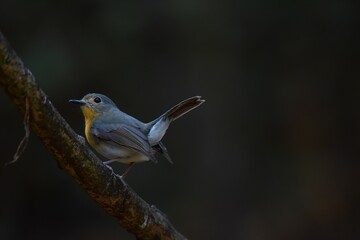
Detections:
[0, 1, 359, 239]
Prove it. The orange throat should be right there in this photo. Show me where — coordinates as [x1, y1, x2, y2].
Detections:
[81, 106, 99, 147]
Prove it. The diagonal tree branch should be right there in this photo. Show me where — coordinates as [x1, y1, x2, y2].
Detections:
[0, 31, 186, 240]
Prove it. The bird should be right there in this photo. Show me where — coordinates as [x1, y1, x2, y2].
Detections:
[69, 93, 205, 178]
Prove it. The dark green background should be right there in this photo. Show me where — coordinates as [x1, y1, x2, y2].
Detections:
[1, 1, 359, 239]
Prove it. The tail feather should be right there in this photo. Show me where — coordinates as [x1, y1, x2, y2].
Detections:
[161, 96, 205, 122]
[147, 96, 205, 146]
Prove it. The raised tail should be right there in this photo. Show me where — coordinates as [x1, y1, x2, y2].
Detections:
[158, 96, 205, 122]
[147, 96, 205, 146]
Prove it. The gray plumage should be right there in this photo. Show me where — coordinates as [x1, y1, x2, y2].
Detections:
[70, 93, 205, 166]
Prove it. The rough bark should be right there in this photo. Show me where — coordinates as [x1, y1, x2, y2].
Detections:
[0, 31, 186, 240]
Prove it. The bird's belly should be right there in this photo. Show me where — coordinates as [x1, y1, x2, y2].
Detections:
[95, 142, 149, 164]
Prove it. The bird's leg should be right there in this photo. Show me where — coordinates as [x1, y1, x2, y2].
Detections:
[121, 162, 135, 179]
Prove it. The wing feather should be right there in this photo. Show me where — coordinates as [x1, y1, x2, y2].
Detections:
[92, 124, 153, 159]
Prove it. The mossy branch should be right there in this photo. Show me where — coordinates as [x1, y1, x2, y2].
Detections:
[0, 31, 186, 240]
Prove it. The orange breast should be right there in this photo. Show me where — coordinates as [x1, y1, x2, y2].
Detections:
[81, 106, 99, 148]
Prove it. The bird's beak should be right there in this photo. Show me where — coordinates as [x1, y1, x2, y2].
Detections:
[69, 99, 86, 106]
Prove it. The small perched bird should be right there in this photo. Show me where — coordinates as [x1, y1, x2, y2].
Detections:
[70, 93, 205, 178]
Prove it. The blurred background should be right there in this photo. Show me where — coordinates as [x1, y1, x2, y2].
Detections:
[0, 1, 359, 239]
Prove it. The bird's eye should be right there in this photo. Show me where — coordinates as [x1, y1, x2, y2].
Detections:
[94, 97, 101, 103]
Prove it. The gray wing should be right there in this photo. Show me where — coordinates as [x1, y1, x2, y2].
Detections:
[92, 123, 154, 160]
